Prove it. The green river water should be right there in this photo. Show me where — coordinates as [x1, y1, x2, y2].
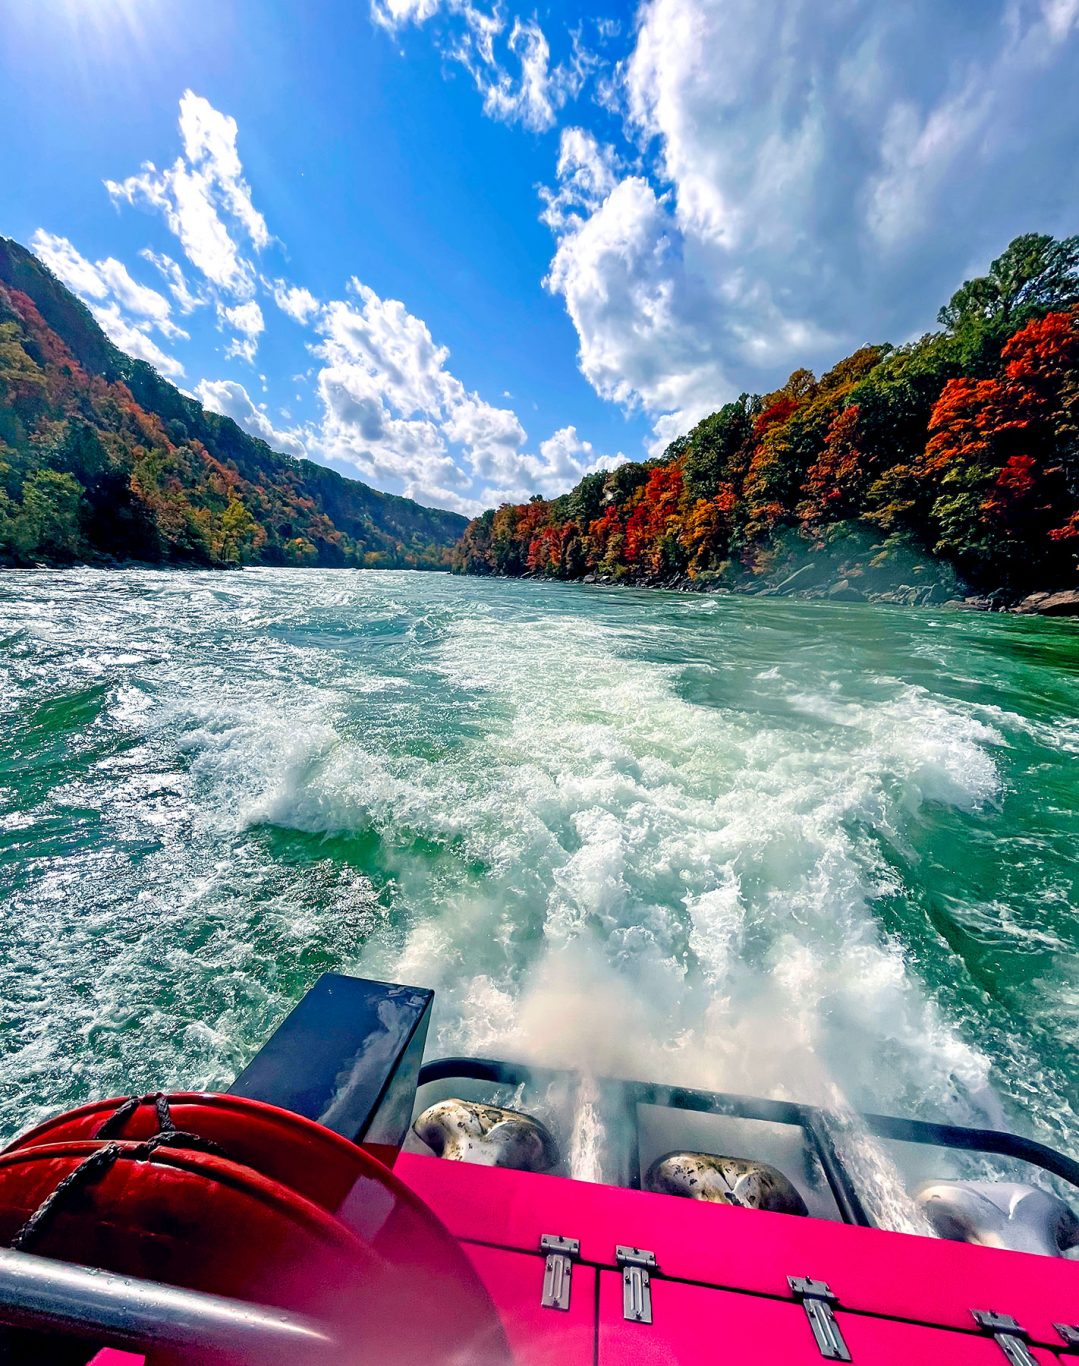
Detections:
[0, 568, 1076, 1208]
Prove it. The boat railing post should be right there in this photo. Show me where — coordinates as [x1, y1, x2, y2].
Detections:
[802, 1110, 874, 1228]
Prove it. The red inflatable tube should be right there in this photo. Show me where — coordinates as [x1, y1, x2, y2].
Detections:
[7, 1092, 379, 1212]
[2, 1097, 513, 1364]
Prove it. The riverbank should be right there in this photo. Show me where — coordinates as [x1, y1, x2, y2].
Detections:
[486, 568, 1079, 616]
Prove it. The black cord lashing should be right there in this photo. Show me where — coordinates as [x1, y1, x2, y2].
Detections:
[95, 1091, 176, 1140]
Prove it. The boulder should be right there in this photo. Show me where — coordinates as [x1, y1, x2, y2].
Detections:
[1014, 592, 1051, 614]
[767, 562, 833, 596]
[1035, 589, 1079, 616]
[827, 579, 866, 602]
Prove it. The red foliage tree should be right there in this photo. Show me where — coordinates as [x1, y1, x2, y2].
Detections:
[623, 463, 685, 572]
[800, 405, 864, 524]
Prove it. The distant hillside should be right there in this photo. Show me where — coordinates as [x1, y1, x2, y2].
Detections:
[0, 237, 466, 569]
[456, 233, 1079, 605]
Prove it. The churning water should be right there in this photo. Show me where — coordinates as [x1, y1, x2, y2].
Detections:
[1, 569, 1076, 1192]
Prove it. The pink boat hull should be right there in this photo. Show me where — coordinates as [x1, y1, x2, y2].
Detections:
[395, 1151, 1078, 1362]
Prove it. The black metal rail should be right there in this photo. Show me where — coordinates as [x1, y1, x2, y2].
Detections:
[417, 1056, 1079, 1226]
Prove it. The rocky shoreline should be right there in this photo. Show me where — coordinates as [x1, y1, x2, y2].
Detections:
[572, 572, 1079, 616]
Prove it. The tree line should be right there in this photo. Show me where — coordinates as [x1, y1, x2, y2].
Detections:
[0, 237, 465, 570]
[456, 234, 1079, 598]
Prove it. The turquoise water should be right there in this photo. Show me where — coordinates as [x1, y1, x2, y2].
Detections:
[1, 568, 1076, 1178]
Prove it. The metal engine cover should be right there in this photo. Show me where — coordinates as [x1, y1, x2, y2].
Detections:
[645, 1150, 808, 1215]
[914, 1180, 1079, 1257]
[413, 1099, 560, 1172]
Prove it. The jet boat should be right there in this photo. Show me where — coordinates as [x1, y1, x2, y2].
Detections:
[0, 971, 1076, 1363]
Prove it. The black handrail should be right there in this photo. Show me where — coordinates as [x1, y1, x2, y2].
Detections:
[417, 1056, 1079, 1223]
[862, 1111, 1079, 1190]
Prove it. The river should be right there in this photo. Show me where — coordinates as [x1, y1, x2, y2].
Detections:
[1, 568, 1076, 1193]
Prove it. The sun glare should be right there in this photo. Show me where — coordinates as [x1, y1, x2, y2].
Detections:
[25, 0, 161, 84]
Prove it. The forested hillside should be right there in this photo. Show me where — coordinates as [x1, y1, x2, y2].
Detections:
[0, 237, 466, 569]
[456, 234, 1079, 603]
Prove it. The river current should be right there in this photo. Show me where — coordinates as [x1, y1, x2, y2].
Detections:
[1, 569, 1076, 1195]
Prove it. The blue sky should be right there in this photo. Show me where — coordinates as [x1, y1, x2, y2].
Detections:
[1, 0, 1077, 515]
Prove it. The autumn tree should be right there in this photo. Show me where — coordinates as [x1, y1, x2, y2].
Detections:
[919, 308, 1079, 585]
[220, 495, 264, 565]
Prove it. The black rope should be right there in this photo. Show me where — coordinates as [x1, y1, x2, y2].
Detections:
[155, 1093, 176, 1133]
[9, 1144, 123, 1252]
[9, 1127, 230, 1254]
[137, 1129, 229, 1160]
[93, 1096, 139, 1138]
[94, 1091, 176, 1139]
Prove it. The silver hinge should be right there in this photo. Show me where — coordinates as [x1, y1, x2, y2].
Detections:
[616, 1246, 656, 1325]
[1056, 1323, 1079, 1352]
[788, 1277, 852, 1362]
[972, 1311, 1040, 1366]
[539, 1235, 579, 1311]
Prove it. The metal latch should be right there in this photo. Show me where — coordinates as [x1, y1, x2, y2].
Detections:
[616, 1246, 656, 1324]
[1056, 1323, 1079, 1352]
[539, 1235, 579, 1311]
[788, 1278, 851, 1362]
[972, 1311, 1040, 1366]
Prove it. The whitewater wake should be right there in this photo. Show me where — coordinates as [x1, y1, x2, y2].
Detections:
[1, 568, 1076, 1214]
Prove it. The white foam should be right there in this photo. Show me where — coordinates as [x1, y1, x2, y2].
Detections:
[2, 569, 1072, 1215]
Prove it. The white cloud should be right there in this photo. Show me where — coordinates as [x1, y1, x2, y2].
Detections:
[31, 231, 111, 302]
[32, 231, 182, 334]
[215, 300, 265, 364]
[221, 300, 265, 337]
[178, 92, 269, 251]
[318, 373, 474, 510]
[140, 249, 206, 313]
[225, 337, 258, 365]
[443, 393, 528, 482]
[87, 303, 186, 379]
[271, 280, 321, 324]
[305, 275, 621, 510]
[317, 280, 462, 417]
[483, 424, 625, 503]
[195, 378, 307, 457]
[539, 127, 621, 232]
[478, 19, 558, 131]
[97, 259, 185, 335]
[544, 177, 751, 445]
[311, 284, 473, 508]
[30, 230, 187, 375]
[372, 1, 590, 132]
[106, 90, 267, 297]
[1042, 0, 1079, 40]
[370, 0, 442, 28]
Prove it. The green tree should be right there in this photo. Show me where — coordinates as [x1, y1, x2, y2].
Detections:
[16, 469, 84, 558]
[567, 470, 608, 526]
[939, 233, 1079, 334]
[220, 494, 262, 565]
[682, 397, 753, 501]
